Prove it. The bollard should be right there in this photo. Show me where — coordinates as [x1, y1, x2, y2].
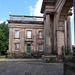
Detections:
[42, 55, 45, 63]
[73, 47, 75, 57]
[0, 52, 1, 58]
[62, 46, 65, 62]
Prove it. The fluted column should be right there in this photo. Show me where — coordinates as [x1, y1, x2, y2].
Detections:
[67, 16, 72, 53]
[65, 20, 67, 53]
[73, 0, 75, 59]
[44, 13, 51, 55]
[74, 0, 75, 46]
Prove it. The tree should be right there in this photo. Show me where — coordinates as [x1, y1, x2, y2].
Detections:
[0, 22, 9, 55]
[0, 29, 6, 54]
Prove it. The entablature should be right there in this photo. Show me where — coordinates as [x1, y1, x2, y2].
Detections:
[41, 0, 57, 13]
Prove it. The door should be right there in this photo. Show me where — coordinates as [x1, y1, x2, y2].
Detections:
[27, 44, 31, 54]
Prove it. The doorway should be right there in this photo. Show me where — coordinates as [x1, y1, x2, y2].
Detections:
[27, 44, 31, 54]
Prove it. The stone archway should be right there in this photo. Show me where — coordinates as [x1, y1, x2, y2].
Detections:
[58, 0, 73, 53]
[41, 0, 73, 60]
[59, 0, 73, 20]
[56, 0, 73, 58]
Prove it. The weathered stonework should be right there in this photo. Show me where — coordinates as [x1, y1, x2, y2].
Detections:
[7, 0, 73, 58]
[41, 0, 73, 59]
[64, 0, 75, 74]
[7, 16, 44, 58]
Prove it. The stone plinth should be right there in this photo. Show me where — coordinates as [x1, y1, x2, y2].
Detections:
[64, 62, 75, 75]
[64, 47, 75, 75]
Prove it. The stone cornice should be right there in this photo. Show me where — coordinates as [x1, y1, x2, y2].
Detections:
[7, 20, 44, 24]
[41, 0, 57, 13]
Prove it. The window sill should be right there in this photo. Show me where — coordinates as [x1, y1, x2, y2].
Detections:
[26, 38, 32, 39]
[39, 50, 43, 52]
[38, 38, 44, 40]
[14, 38, 20, 39]
[14, 50, 19, 51]
[25, 39, 33, 42]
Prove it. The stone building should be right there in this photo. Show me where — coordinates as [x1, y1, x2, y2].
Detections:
[7, 0, 73, 58]
[7, 15, 44, 58]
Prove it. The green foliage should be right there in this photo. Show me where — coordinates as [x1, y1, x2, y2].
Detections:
[0, 22, 9, 53]
[0, 29, 6, 52]
[0, 55, 6, 58]
[72, 45, 75, 49]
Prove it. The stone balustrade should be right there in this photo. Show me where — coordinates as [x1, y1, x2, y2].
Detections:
[10, 15, 43, 21]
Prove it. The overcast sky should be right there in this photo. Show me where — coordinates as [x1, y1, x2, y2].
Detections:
[0, 0, 74, 45]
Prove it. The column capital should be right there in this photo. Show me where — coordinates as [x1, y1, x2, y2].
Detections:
[44, 11, 51, 19]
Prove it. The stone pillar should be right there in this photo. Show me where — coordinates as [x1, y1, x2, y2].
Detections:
[65, 20, 67, 53]
[44, 13, 51, 55]
[57, 20, 65, 60]
[20, 28, 25, 53]
[8, 28, 13, 53]
[53, 14, 57, 54]
[7, 28, 13, 58]
[57, 30, 64, 60]
[44, 18, 46, 54]
[67, 16, 72, 53]
[74, 0, 75, 46]
[73, 0, 75, 60]
[33, 29, 37, 53]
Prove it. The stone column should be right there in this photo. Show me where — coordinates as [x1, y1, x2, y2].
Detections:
[67, 16, 72, 53]
[74, 0, 75, 46]
[33, 29, 37, 53]
[57, 20, 65, 60]
[73, 0, 75, 60]
[44, 13, 51, 55]
[44, 18, 46, 54]
[53, 14, 57, 54]
[7, 28, 13, 58]
[65, 20, 67, 53]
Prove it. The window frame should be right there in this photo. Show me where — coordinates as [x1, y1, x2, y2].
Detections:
[15, 30, 20, 39]
[38, 31, 43, 39]
[15, 43, 20, 51]
[38, 44, 43, 51]
[26, 30, 32, 39]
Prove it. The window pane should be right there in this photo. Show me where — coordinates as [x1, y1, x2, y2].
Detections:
[15, 44, 19, 50]
[27, 31, 31, 38]
[38, 44, 43, 51]
[15, 31, 19, 38]
[39, 31, 42, 38]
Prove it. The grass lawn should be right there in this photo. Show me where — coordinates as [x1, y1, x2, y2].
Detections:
[0, 55, 6, 59]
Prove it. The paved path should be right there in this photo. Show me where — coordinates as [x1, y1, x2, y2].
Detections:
[0, 59, 41, 62]
[0, 61, 64, 75]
